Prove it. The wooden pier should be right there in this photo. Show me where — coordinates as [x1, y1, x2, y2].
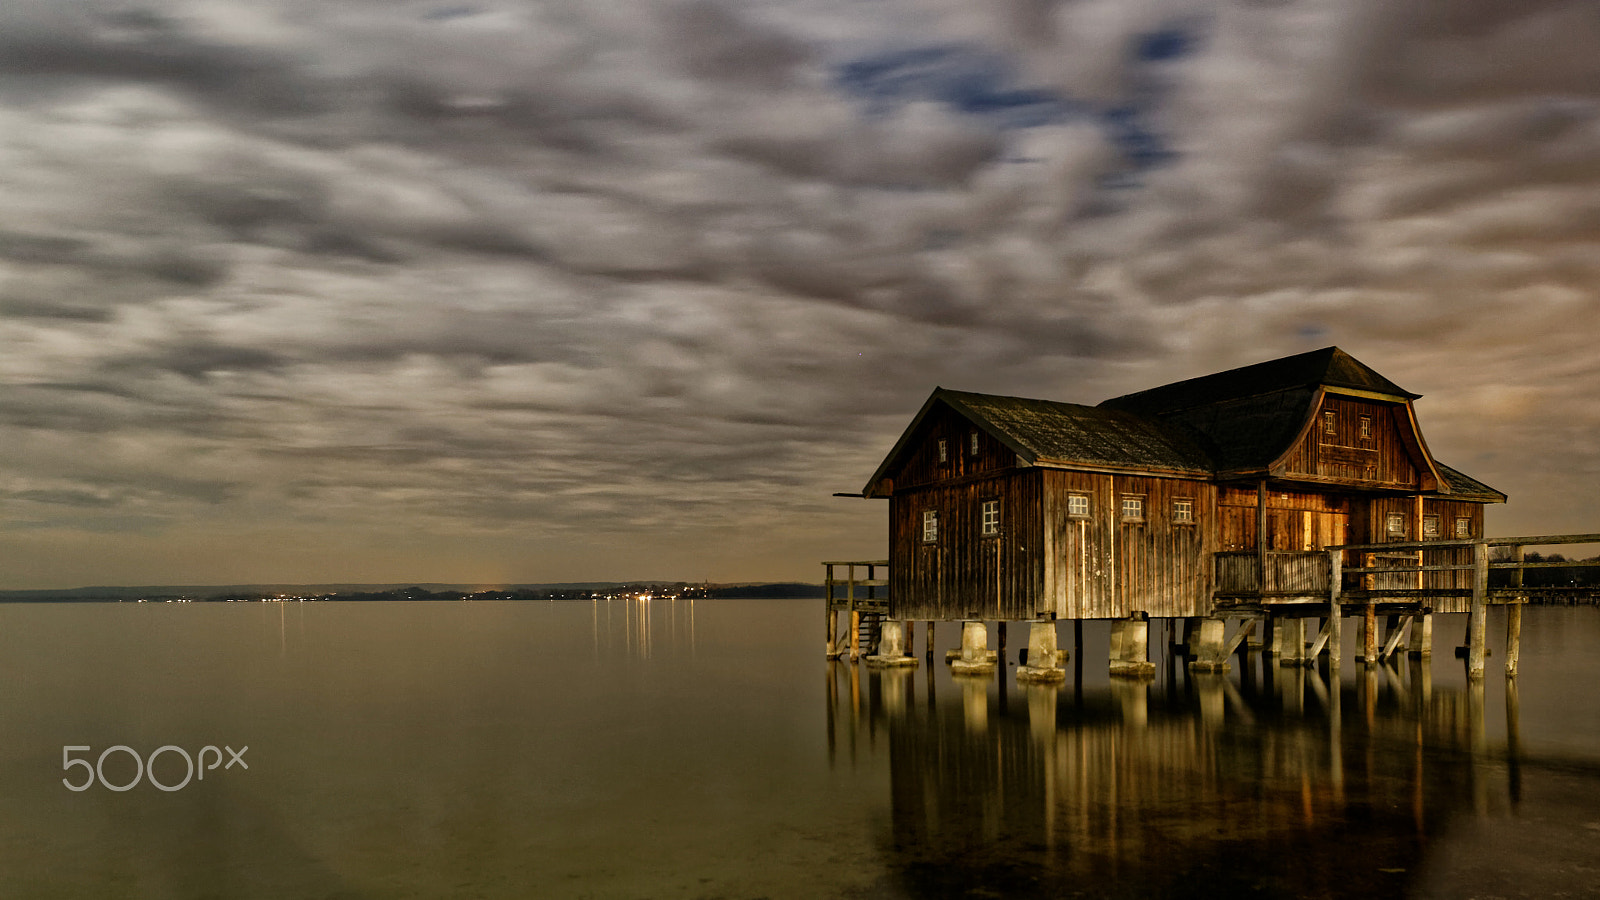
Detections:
[824, 532, 1600, 680]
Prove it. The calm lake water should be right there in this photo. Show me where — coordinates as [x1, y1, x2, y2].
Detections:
[2, 599, 1598, 899]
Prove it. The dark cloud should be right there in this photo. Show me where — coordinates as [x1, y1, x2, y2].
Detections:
[0, 0, 1595, 586]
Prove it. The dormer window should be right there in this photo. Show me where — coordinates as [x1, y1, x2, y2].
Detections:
[937, 438, 947, 463]
[969, 431, 979, 456]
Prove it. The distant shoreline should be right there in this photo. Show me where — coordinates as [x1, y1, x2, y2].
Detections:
[0, 581, 829, 603]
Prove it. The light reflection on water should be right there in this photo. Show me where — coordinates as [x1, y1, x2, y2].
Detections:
[0, 600, 1596, 898]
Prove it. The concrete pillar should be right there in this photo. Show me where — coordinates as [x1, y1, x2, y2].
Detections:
[1018, 620, 1068, 683]
[1277, 618, 1308, 668]
[1187, 617, 1231, 673]
[950, 620, 997, 675]
[867, 620, 919, 668]
[1407, 612, 1433, 658]
[1262, 615, 1282, 657]
[1109, 616, 1156, 677]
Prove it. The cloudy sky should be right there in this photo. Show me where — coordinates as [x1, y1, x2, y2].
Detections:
[1, 0, 1597, 588]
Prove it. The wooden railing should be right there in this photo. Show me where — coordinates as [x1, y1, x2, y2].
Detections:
[1215, 551, 1329, 595]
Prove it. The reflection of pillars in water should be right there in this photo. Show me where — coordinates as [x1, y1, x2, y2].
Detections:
[1407, 656, 1432, 715]
[848, 661, 862, 764]
[1024, 683, 1059, 849]
[1280, 661, 1305, 716]
[826, 662, 839, 766]
[878, 667, 913, 719]
[1506, 677, 1522, 805]
[1326, 667, 1344, 799]
[1362, 664, 1379, 729]
[960, 674, 988, 735]
[1194, 673, 1225, 730]
[1469, 676, 1488, 814]
[1112, 677, 1148, 729]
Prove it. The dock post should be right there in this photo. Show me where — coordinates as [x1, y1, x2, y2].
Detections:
[849, 609, 861, 662]
[1018, 619, 1067, 682]
[1328, 549, 1342, 671]
[1109, 615, 1156, 677]
[925, 621, 935, 658]
[1359, 603, 1378, 666]
[950, 621, 997, 675]
[1408, 612, 1433, 658]
[867, 620, 919, 668]
[1468, 541, 1488, 679]
[1505, 602, 1523, 678]
[997, 621, 1007, 661]
[1187, 617, 1231, 673]
[903, 620, 915, 658]
[826, 607, 841, 660]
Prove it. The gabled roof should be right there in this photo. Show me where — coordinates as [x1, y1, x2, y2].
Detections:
[1435, 462, 1508, 503]
[1101, 347, 1419, 416]
[863, 388, 1212, 496]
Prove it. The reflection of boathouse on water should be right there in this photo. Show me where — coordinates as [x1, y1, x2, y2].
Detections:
[827, 657, 1524, 898]
[828, 347, 1551, 678]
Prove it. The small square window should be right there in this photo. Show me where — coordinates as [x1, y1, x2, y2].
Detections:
[922, 509, 938, 543]
[1323, 410, 1337, 435]
[1121, 495, 1144, 522]
[969, 431, 979, 456]
[981, 499, 1001, 536]
[1359, 415, 1372, 439]
[1386, 512, 1406, 538]
[937, 438, 947, 463]
[1455, 517, 1472, 539]
[1423, 515, 1440, 539]
[1067, 494, 1090, 518]
[1173, 499, 1194, 524]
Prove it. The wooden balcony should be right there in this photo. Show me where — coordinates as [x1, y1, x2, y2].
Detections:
[1215, 551, 1330, 598]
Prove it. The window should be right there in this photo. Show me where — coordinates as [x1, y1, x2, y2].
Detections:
[1173, 499, 1194, 524]
[981, 499, 1001, 536]
[1324, 410, 1337, 435]
[1386, 512, 1406, 538]
[1359, 415, 1372, 440]
[922, 509, 939, 543]
[1423, 515, 1440, 539]
[1455, 517, 1472, 539]
[1067, 494, 1090, 518]
[969, 431, 979, 456]
[1121, 495, 1145, 522]
[937, 438, 947, 463]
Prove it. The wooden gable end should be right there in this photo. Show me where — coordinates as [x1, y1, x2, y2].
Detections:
[882, 402, 1019, 493]
[1272, 392, 1440, 491]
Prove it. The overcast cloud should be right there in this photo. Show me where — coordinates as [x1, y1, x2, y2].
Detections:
[1, 0, 1597, 587]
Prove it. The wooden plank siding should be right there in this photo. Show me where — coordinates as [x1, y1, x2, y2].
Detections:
[1278, 396, 1420, 489]
[889, 470, 1043, 621]
[1041, 471, 1214, 619]
[1218, 487, 1350, 552]
[885, 405, 1018, 493]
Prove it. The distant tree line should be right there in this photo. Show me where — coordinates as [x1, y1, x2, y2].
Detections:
[1489, 551, 1600, 589]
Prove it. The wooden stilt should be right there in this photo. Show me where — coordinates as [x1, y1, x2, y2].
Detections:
[826, 606, 839, 659]
[904, 620, 915, 658]
[849, 610, 861, 662]
[926, 621, 935, 657]
[1408, 612, 1432, 658]
[1505, 602, 1522, 678]
[1328, 550, 1342, 670]
[1467, 541, 1488, 680]
[1361, 603, 1378, 666]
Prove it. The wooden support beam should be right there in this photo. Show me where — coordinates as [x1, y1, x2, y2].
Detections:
[1380, 614, 1412, 660]
[1468, 541, 1489, 679]
[1222, 618, 1258, 658]
[1328, 550, 1342, 669]
[1307, 617, 1332, 659]
[1506, 603, 1523, 678]
[1360, 603, 1378, 666]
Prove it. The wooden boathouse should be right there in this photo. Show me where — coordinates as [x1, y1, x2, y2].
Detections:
[827, 347, 1542, 680]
